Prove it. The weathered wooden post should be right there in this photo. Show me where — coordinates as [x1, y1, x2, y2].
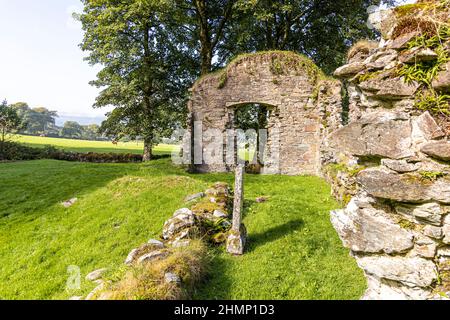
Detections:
[226, 164, 247, 255]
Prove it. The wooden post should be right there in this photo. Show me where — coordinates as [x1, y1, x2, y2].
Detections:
[227, 164, 247, 255]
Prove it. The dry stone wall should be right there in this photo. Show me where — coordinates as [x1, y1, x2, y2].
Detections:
[188, 52, 342, 175]
[325, 2, 450, 300]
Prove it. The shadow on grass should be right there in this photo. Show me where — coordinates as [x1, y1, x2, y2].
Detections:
[246, 219, 305, 253]
[0, 160, 143, 217]
[193, 250, 234, 300]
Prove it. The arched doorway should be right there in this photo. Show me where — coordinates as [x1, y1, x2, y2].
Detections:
[232, 103, 272, 174]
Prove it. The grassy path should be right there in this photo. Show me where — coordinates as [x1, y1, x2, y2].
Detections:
[0, 159, 365, 300]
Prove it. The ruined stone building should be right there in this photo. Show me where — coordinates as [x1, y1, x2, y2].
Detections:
[186, 1, 450, 300]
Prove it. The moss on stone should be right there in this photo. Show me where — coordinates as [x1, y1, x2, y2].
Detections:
[192, 50, 333, 91]
[191, 200, 223, 214]
[398, 218, 416, 230]
[418, 170, 446, 181]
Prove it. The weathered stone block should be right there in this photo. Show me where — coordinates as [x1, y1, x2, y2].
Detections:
[423, 225, 443, 239]
[421, 141, 450, 161]
[382, 159, 420, 173]
[399, 48, 438, 64]
[357, 168, 450, 204]
[395, 203, 443, 226]
[334, 62, 366, 78]
[413, 235, 437, 259]
[137, 250, 169, 264]
[162, 208, 195, 240]
[86, 268, 108, 282]
[362, 276, 432, 300]
[356, 255, 437, 288]
[226, 224, 247, 255]
[432, 62, 450, 92]
[331, 198, 413, 254]
[444, 215, 450, 245]
[329, 112, 413, 159]
[413, 112, 445, 141]
[387, 32, 420, 50]
[375, 78, 419, 99]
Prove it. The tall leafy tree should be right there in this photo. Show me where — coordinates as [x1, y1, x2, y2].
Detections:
[79, 0, 190, 161]
[61, 121, 83, 139]
[27, 107, 58, 134]
[173, 0, 237, 75]
[0, 100, 23, 149]
[11, 103, 58, 135]
[232, 0, 397, 74]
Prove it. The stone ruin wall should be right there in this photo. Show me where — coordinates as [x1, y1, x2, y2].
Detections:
[323, 4, 450, 300]
[188, 52, 342, 175]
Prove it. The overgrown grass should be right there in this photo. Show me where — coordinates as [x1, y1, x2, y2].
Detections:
[0, 159, 365, 300]
[12, 134, 177, 155]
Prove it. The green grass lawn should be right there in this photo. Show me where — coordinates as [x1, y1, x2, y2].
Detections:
[12, 134, 176, 155]
[0, 159, 366, 300]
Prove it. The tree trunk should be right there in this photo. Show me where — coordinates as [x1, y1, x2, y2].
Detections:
[196, 0, 212, 75]
[200, 45, 213, 75]
[143, 137, 153, 162]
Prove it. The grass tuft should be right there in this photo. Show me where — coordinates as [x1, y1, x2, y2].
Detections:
[102, 240, 208, 300]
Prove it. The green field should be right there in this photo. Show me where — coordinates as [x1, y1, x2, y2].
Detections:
[13, 134, 176, 155]
[0, 157, 366, 300]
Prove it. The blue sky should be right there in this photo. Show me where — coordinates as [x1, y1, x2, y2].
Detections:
[0, 0, 107, 119]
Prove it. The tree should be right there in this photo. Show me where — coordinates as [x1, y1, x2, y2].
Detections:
[81, 124, 101, 140]
[61, 121, 83, 139]
[0, 100, 22, 148]
[231, 0, 397, 74]
[173, 0, 237, 75]
[11, 104, 58, 135]
[79, 0, 190, 161]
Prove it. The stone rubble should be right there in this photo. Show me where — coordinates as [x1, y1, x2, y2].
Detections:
[85, 268, 108, 282]
[83, 182, 235, 300]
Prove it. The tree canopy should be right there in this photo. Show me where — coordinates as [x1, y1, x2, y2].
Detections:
[79, 0, 192, 160]
[77, 0, 399, 160]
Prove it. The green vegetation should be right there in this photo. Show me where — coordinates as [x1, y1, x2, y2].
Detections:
[0, 100, 23, 145]
[394, 1, 450, 116]
[419, 170, 446, 181]
[392, 0, 450, 39]
[398, 218, 416, 230]
[12, 134, 176, 155]
[0, 159, 365, 300]
[204, 51, 329, 88]
[324, 163, 365, 178]
[102, 240, 208, 300]
[8, 102, 104, 141]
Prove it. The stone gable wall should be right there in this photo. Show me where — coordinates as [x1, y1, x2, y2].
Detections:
[188, 52, 342, 175]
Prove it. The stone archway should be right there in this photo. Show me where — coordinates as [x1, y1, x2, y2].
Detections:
[187, 51, 343, 175]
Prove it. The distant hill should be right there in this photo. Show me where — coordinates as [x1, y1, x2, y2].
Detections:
[56, 114, 106, 126]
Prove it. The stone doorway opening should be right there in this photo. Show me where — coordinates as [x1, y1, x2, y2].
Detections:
[232, 103, 273, 174]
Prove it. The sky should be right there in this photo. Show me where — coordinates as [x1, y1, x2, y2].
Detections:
[0, 0, 108, 121]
